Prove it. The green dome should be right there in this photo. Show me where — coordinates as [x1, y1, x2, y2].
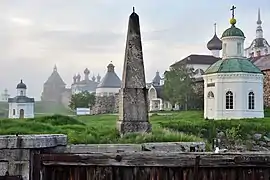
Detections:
[221, 25, 245, 38]
[205, 58, 262, 74]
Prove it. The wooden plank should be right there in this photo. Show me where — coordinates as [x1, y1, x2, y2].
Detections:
[40, 152, 270, 167]
[32, 153, 41, 180]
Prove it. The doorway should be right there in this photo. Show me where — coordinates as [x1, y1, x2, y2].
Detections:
[19, 109, 24, 119]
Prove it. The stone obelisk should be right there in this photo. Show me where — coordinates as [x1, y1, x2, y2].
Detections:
[117, 8, 152, 135]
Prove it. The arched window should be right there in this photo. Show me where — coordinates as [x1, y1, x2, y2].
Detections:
[148, 87, 157, 100]
[225, 91, 233, 109]
[20, 90, 23, 96]
[207, 91, 214, 98]
[248, 92, 255, 109]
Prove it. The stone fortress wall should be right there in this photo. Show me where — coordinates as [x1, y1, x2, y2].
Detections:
[92, 93, 119, 114]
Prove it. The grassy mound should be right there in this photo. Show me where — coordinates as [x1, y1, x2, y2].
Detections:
[0, 113, 205, 145]
[159, 111, 270, 142]
[1, 111, 269, 148]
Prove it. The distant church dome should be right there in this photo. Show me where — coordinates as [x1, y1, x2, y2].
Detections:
[207, 34, 222, 50]
[97, 62, 121, 88]
[16, 80, 27, 89]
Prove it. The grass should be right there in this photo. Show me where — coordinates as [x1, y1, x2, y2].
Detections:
[0, 113, 204, 146]
[0, 111, 269, 151]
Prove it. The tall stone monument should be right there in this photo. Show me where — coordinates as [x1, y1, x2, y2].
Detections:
[117, 8, 152, 135]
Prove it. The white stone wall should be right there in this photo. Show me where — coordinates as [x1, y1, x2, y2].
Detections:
[204, 73, 264, 120]
[71, 84, 96, 95]
[96, 87, 120, 96]
[211, 50, 220, 58]
[17, 88, 26, 96]
[8, 103, 35, 119]
[222, 36, 245, 59]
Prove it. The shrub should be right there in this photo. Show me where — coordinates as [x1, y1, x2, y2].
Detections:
[25, 114, 85, 126]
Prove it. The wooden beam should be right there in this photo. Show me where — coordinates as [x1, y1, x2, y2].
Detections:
[40, 152, 270, 167]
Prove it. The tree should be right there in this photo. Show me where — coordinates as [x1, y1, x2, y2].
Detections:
[69, 91, 96, 110]
[163, 63, 195, 110]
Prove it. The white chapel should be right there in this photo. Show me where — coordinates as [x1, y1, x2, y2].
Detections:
[8, 80, 35, 119]
[203, 6, 264, 120]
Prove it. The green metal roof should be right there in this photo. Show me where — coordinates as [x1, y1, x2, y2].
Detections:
[221, 25, 245, 38]
[205, 58, 262, 74]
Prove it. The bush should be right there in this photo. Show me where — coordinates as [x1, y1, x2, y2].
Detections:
[25, 114, 85, 126]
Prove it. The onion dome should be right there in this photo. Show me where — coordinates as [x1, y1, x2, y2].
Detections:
[84, 68, 90, 75]
[207, 34, 222, 50]
[92, 75, 96, 82]
[16, 80, 27, 89]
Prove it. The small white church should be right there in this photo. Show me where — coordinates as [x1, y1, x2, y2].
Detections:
[203, 6, 264, 120]
[8, 80, 35, 119]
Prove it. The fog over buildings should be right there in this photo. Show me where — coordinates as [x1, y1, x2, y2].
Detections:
[0, 0, 269, 99]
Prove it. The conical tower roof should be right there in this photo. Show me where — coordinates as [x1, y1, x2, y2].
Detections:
[44, 65, 66, 85]
[97, 62, 121, 88]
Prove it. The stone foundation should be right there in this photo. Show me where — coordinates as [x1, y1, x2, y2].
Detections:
[93, 94, 119, 114]
[44, 142, 206, 154]
[116, 121, 152, 134]
[0, 133, 205, 180]
[0, 134, 67, 180]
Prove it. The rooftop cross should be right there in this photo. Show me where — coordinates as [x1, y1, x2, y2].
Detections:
[230, 5, 236, 18]
[133, 7, 135, 13]
[214, 23, 217, 34]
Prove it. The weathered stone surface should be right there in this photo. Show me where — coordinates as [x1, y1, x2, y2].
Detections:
[0, 134, 67, 180]
[0, 134, 67, 149]
[117, 121, 151, 134]
[119, 89, 148, 121]
[93, 94, 119, 114]
[40, 142, 206, 153]
[0, 149, 30, 160]
[121, 12, 146, 89]
[118, 9, 151, 134]
[0, 161, 8, 176]
[263, 70, 270, 107]
[142, 142, 205, 152]
[253, 133, 262, 141]
[8, 161, 29, 180]
[68, 144, 141, 153]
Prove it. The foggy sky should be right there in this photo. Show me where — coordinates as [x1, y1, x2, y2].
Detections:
[0, 0, 270, 99]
